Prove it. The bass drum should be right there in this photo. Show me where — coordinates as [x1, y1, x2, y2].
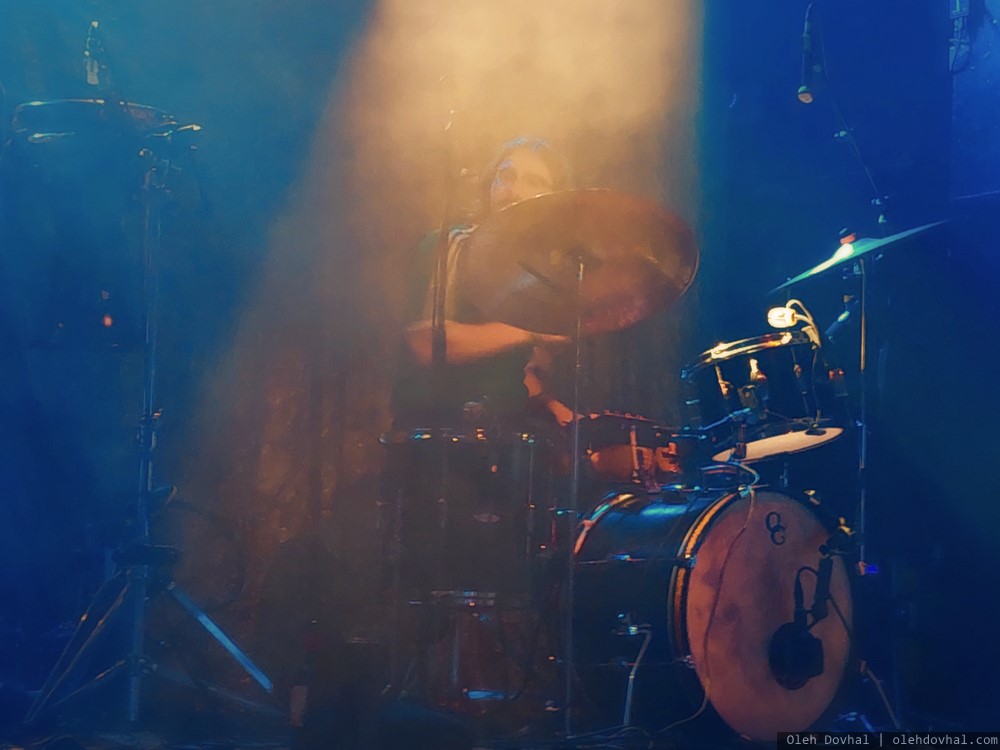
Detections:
[573, 488, 852, 741]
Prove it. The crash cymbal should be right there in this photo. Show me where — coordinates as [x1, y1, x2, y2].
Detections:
[460, 189, 698, 336]
[771, 221, 947, 293]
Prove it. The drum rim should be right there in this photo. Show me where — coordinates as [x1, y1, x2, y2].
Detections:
[379, 426, 539, 445]
[681, 330, 815, 379]
[710, 424, 845, 463]
[667, 488, 744, 658]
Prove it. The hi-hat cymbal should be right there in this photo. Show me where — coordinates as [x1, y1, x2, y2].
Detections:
[771, 221, 947, 293]
[460, 189, 698, 336]
[12, 99, 179, 137]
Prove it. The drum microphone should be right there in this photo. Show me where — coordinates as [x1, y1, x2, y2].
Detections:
[768, 520, 852, 690]
[824, 297, 860, 343]
[767, 301, 822, 347]
[84, 21, 101, 86]
[797, 3, 818, 104]
[769, 576, 824, 690]
[769, 628, 823, 689]
[738, 384, 767, 426]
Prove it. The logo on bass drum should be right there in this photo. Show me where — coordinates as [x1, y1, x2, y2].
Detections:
[765, 511, 786, 546]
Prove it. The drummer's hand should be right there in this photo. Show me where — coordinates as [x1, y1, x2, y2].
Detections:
[523, 373, 576, 427]
[523, 344, 559, 399]
[546, 398, 578, 428]
[531, 332, 572, 348]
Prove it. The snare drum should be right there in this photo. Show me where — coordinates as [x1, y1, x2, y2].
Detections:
[573, 487, 852, 740]
[681, 332, 845, 462]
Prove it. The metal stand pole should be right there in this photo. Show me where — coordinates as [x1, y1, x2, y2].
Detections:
[856, 258, 869, 574]
[126, 145, 161, 722]
[563, 256, 585, 737]
[27, 134, 279, 727]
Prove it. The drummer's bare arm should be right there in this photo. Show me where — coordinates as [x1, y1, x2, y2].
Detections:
[539, 395, 577, 427]
[523, 346, 579, 427]
[405, 320, 569, 366]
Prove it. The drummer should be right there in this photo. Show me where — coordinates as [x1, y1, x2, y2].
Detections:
[391, 137, 576, 430]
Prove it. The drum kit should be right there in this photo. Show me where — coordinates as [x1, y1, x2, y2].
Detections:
[1, 18, 948, 739]
[382, 189, 943, 742]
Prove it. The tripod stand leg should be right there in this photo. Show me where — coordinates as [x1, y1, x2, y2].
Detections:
[44, 660, 128, 715]
[128, 562, 149, 722]
[152, 665, 286, 719]
[166, 582, 274, 693]
[26, 576, 130, 724]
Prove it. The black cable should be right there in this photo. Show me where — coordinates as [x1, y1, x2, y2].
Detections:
[827, 588, 855, 643]
[808, 2, 891, 226]
[794, 565, 815, 626]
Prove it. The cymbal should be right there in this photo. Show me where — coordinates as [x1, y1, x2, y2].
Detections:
[460, 189, 698, 336]
[771, 221, 947, 293]
[12, 99, 178, 137]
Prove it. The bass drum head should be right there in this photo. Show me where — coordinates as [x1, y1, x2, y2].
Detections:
[573, 489, 852, 742]
[677, 490, 852, 740]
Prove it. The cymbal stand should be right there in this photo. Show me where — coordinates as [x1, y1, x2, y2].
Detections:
[563, 254, 585, 737]
[26, 103, 279, 726]
[855, 257, 870, 573]
[840, 252, 905, 730]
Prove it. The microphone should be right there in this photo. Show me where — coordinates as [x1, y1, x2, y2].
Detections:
[767, 306, 797, 329]
[767, 302, 822, 347]
[797, 4, 817, 104]
[824, 297, 860, 342]
[84, 21, 101, 86]
[769, 571, 824, 690]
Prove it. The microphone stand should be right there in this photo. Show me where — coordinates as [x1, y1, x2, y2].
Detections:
[798, 0, 892, 625]
[26, 22, 279, 727]
[385, 84, 463, 699]
[803, 2, 890, 228]
[795, 5, 912, 723]
[562, 250, 593, 738]
[428, 77, 463, 423]
[856, 257, 870, 573]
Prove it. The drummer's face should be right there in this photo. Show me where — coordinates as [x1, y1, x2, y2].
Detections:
[489, 148, 555, 212]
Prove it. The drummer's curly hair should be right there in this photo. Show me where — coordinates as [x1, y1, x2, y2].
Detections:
[477, 136, 573, 217]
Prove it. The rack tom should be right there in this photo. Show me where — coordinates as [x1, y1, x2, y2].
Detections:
[681, 332, 845, 462]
